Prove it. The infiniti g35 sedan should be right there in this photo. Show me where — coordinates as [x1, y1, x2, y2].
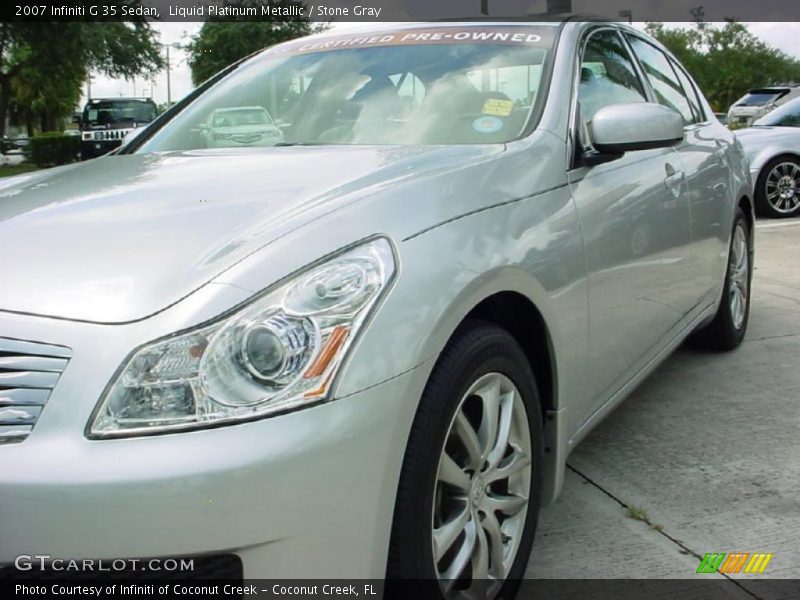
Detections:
[0, 20, 753, 598]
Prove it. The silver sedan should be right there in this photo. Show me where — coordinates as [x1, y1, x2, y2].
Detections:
[736, 96, 800, 217]
[0, 20, 752, 597]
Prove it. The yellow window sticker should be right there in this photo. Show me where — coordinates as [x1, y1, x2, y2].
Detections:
[482, 98, 514, 117]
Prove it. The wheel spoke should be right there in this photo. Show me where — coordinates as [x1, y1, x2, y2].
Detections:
[730, 289, 741, 322]
[484, 492, 528, 516]
[470, 520, 490, 585]
[482, 511, 507, 579]
[453, 411, 482, 471]
[487, 445, 531, 482]
[441, 520, 477, 588]
[439, 452, 471, 491]
[486, 393, 514, 470]
[434, 504, 471, 563]
[477, 378, 501, 460]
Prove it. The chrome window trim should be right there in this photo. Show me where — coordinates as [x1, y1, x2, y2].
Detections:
[566, 23, 652, 170]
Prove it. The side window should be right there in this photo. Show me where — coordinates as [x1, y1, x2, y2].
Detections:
[578, 29, 647, 126]
[627, 36, 695, 125]
[670, 59, 706, 123]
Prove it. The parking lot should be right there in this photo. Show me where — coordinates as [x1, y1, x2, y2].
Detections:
[527, 218, 800, 592]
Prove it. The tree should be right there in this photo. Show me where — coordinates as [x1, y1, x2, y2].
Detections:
[187, 0, 324, 86]
[0, 2, 163, 137]
[646, 17, 800, 112]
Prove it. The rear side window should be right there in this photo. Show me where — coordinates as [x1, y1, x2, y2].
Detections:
[578, 29, 647, 124]
[670, 59, 706, 123]
[626, 36, 695, 125]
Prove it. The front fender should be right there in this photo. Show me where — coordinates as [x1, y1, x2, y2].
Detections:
[336, 184, 588, 505]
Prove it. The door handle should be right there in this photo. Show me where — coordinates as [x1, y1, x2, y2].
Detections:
[664, 163, 684, 197]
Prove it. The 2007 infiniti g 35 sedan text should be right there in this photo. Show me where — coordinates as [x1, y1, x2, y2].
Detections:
[0, 19, 753, 598]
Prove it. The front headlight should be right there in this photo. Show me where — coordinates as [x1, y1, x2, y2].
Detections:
[89, 238, 395, 438]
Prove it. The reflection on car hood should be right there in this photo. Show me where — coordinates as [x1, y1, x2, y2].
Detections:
[0, 146, 495, 323]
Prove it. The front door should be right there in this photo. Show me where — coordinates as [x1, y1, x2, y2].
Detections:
[569, 28, 694, 413]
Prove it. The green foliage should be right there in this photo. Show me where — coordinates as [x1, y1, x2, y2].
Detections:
[0, 2, 165, 136]
[646, 19, 800, 112]
[26, 132, 80, 167]
[0, 164, 40, 178]
[186, 0, 323, 85]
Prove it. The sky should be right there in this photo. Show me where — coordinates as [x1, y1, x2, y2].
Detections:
[82, 21, 800, 108]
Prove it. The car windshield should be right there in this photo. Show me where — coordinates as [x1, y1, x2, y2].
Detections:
[735, 91, 785, 107]
[136, 25, 555, 151]
[83, 100, 157, 126]
[754, 97, 800, 126]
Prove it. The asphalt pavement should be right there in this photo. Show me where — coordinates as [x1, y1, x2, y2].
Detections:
[526, 217, 800, 597]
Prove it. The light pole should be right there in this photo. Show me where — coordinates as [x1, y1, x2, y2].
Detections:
[164, 43, 182, 107]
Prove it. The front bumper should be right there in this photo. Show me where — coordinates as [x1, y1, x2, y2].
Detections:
[80, 140, 121, 160]
[0, 319, 428, 579]
[728, 108, 768, 127]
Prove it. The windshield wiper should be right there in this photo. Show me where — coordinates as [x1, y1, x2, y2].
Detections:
[273, 142, 325, 147]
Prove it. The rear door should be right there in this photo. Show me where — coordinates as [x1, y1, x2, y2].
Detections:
[625, 34, 731, 307]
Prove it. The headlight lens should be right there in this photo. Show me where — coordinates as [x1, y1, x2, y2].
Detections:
[89, 238, 395, 438]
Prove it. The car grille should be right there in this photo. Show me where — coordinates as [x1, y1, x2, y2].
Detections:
[92, 129, 131, 141]
[0, 337, 71, 445]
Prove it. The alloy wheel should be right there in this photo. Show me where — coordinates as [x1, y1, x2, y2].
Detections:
[432, 372, 532, 598]
[729, 224, 750, 330]
[765, 161, 800, 214]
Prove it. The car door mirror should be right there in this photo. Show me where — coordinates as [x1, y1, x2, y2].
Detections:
[589, 103, 684, 159]
[582, 102, 683, 167]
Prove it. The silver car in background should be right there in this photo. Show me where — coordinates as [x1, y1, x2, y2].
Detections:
[203, 106, 284, 147]
[736, 96, 800, 217]
[728, 84, 800, 128]
[0, 20, 752, 598]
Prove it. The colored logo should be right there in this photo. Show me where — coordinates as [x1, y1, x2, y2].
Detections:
[472, 116, 504, 134]
[696, 552, 773, 574]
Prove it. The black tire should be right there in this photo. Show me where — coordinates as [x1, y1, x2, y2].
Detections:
[754, 155, 800, 218]
[386, 320, 542, 599]
[691, 207, 752, 351]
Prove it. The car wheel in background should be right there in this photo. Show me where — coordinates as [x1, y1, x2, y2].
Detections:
[755, 155, 800, 218]
[691, 207, 752, 351]
[386, 321, 542, 599]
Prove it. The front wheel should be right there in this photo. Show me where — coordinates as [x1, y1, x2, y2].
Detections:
[691, 207, 752, 351]
[386, 321, 542, 599]
[755, 156, 800, 217]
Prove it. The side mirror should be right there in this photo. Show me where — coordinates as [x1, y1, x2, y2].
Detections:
[72, 115, 81, 125]
[589, 103, 684, 159]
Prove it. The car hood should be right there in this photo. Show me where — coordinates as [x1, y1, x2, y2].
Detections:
[0, 145, 499, 323]
[736, 126, 799, 143]
[735, 126, 800, 159]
